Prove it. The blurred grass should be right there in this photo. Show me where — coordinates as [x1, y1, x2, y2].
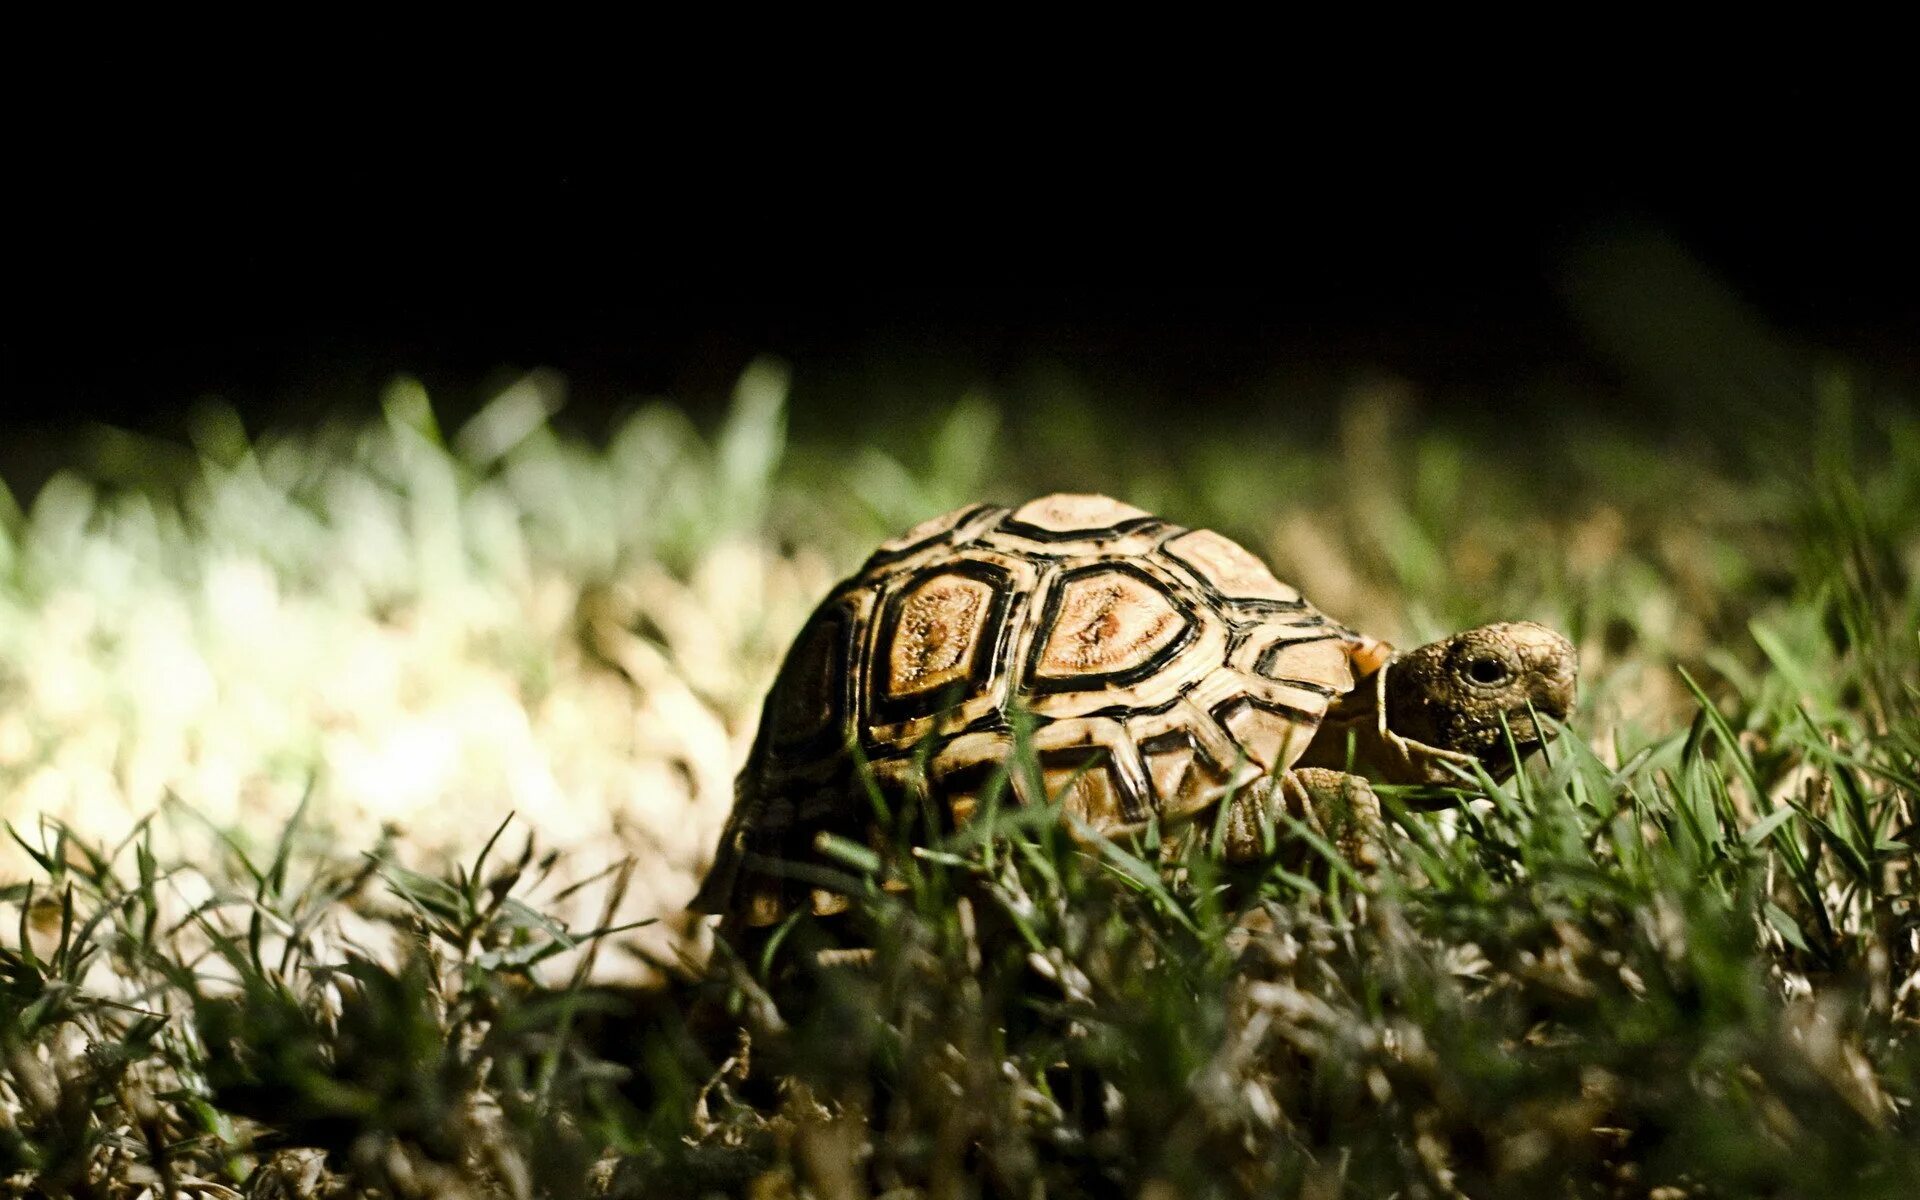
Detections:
[0, 337, 1916, 1194]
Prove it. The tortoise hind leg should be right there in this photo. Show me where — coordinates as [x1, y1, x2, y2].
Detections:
[1220, 768, 1384, 873]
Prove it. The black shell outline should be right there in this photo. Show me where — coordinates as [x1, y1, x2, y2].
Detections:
[1023, 560, 1203, 695]
[763, 601, 856, 762]
[1158, 532, 1311, 615]
[1253, 633, 1350, 697]
[860, 503, 1006, 571]
[867, 558, 1018, 725]
[996, 512, 1164, 545]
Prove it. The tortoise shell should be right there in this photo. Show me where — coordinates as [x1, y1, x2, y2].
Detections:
[693, 493, 1368, 925]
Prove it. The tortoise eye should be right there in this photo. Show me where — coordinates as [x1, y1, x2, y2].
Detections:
[1465, 656, 1510, 685]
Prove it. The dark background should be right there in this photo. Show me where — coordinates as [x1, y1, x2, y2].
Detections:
[6, 89, 1916, 493]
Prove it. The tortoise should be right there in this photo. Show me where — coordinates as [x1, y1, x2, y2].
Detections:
[692, 493, 1576, 927]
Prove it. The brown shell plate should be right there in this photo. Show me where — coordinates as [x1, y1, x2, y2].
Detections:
[692, 493, 1362, 924]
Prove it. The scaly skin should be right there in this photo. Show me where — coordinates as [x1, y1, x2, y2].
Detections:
[1220, 769, 1382, 870]
[1381, 621, 1578, 774]
[1300, 621, 1578, 789]
[1270, 622, 1578, 870]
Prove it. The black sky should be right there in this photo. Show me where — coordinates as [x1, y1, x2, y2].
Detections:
[6, 86, 1916, 441]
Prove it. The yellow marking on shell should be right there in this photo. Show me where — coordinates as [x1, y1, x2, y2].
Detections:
[1219, 702, 1317, 773]
[1008, 492, 1151, 532]
[885, 572, 997, 698]
[1045, 754, 1127, 829]
[1161, 528, 1300, 603]
[1144, 742, 1203, 818]
[1256, 636, 1354, 695]
[1034, 570, 1187, 680]
[1104, 728, 1152, 807]
[1176, 693, 1244, 773]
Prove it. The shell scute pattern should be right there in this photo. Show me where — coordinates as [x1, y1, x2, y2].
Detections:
[873, 562, 1012, 711]
[1160, 527, 1304, 606]
[1029, 563, 1194, 687]
[695, 494, 1364, 923]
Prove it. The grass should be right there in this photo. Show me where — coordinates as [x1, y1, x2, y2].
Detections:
[0, 344, 1916, 1195]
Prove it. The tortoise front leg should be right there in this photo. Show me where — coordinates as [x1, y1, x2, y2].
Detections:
[1219, 768, 1383, 872]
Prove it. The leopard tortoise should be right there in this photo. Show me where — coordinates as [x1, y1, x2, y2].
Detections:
[693, 493, 1576, 927]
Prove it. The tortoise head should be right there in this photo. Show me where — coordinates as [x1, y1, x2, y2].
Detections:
[1379, 621, 1578, 782]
